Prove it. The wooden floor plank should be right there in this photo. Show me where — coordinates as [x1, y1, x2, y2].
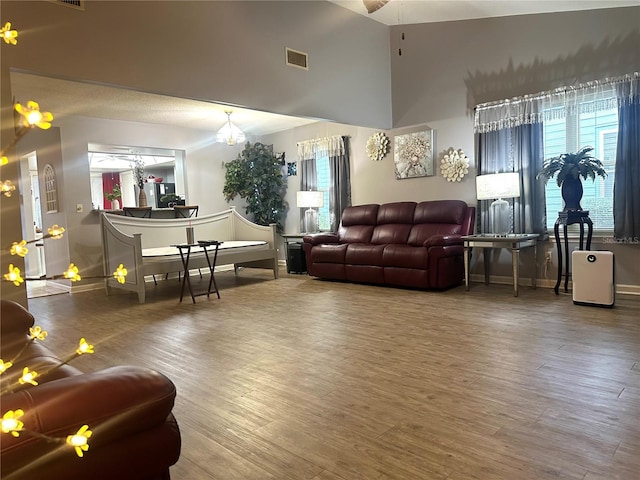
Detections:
[24, 270, 639, 480]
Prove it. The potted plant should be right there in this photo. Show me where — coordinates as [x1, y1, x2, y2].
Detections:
[105, 184, 122, 210]
[222, 142, 287, 232]
[537, 146, 607, 211]
[159, 193, 184, 208]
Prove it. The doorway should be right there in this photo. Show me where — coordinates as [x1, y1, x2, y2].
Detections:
[19, 152, 69, 298]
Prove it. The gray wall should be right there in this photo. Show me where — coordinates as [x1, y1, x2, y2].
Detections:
[2, 0, 392, 128]
[2, 2, 639, 297]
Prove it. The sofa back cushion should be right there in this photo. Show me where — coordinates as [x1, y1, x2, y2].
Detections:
[371, 202, 416, 245]
[408, 200, 470, 246]
[338, 204, 379, 243]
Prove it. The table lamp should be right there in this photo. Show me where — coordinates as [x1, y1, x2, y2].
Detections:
[297, 191, 324, 233]
[476, 172, 521, 236]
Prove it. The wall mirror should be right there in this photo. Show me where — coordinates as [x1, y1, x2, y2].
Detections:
[89, 143, 186, 210]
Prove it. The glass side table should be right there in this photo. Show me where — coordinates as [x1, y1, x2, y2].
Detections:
[462, 234, 539, 297]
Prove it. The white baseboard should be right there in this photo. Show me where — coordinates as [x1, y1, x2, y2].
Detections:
[469, 274, 639, 296]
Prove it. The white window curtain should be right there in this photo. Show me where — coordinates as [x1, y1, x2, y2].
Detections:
[297, 136, 346, 161]
[474, 72, 638, 133]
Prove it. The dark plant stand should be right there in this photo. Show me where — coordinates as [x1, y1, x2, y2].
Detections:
[554, 210, 592, 295]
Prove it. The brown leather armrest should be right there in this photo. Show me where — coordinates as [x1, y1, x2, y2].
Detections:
[424, 234, 462, 248]
[0, 301, 35, 337]
[1, 365, 177, 463]
[303, 233, 340, 245]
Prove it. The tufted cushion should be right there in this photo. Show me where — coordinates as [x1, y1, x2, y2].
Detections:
[338, 204, 379, 244]
[408, 200, 469, 246]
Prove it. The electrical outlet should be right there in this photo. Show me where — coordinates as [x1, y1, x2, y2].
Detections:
[76, 203, 83, 213]
[544, 250, 553, 264]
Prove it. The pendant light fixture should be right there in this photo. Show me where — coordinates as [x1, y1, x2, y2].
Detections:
[216, 111, 246, 146]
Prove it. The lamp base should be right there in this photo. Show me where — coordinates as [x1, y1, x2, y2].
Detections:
[303, 208, 318, 233]
[490, 198, 510, 236]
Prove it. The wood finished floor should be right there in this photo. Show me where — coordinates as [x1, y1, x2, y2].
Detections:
[27, 269, 639, 480]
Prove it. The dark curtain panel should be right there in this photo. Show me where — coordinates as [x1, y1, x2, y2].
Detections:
[328, 137, 352, 232]
[102, 172, 120, 209]
[476, 125, 546, 236]
[513, 123, 547, 236]
[614, 95, 640, 242]
[476, 128, 512, 234]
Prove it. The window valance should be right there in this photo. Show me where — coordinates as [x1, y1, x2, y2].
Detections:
[297, 135, 346, 161]
[474, 72, 639, 133]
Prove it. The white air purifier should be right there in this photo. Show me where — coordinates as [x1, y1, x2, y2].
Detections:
[572, 250, 615, 307]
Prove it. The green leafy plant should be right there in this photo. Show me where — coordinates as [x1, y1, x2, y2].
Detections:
[537, 146, 607, 186]
[223, 142, 287, 232]
[104, 184, 122, 201]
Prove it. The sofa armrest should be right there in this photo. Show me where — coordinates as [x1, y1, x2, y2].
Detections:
[0, 301, 35, 337]
[1, 365, 176, 466]
[423, 234, 462, 248]
[303, 233, 340, 245]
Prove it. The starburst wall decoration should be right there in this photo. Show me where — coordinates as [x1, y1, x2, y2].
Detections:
[440, 148, 470, 182]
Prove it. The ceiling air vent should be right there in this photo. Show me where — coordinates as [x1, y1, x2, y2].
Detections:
[51, 0, 84, 10]
[285, 48, 308, 71]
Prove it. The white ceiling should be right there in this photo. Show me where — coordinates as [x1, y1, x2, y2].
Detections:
[10, 1, 638, 138]
[330, 0, 640, 25]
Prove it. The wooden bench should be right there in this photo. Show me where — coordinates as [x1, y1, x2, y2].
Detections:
[101, 207, 278, 303]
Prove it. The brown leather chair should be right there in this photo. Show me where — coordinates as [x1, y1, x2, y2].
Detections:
[0, 300, 181, 480]
[123, 206, 152, 218]
[173, 205, 198, 218]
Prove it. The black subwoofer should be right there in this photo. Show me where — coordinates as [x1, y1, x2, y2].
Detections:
[287, 242, 307, 274]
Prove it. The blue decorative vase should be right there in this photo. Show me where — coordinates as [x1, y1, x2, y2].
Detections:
[561, 176, 583, 211]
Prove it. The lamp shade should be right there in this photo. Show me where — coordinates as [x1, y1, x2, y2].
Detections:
[296, 191, 324, 208]
[216, 111, 246, 146]
[475, 172, 521, 201]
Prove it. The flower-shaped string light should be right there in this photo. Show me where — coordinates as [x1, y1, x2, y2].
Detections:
[1, 410, 24, 437]
[63, 263, 81, 282]
[67, 425, 92, 457]
[29, 326, 48, 341]
[18, 367, 38, 387]
[1, 22, 17, 45]
[1, 156, 8, 165]
[1, 179, 16, 197]
[4, 264, 24, 286]
[114, 264, 128, 284]
[15, 101, 53, 130]
[9, 240, 28, 257]
[0, 360, 13, 374]
[440, 148, 470, 182]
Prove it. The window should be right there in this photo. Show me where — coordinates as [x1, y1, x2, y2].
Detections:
[542, 90, 618, 231]
[315, 155, 331, 231]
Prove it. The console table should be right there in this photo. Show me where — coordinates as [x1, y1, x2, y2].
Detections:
[553, 210, 592, 295]
[462, 234, 539, 297]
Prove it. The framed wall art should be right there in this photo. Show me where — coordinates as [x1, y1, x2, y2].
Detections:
[393, 129, 434, 179]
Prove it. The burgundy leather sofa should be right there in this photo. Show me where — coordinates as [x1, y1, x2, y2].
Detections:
[0, 300, 181, 480]
[302, 200, 475, 289]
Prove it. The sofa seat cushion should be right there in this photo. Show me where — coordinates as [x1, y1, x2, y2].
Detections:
[309, 243, 348, 263]
[382, 244, 429, 268]
[345, 244, 385, 266]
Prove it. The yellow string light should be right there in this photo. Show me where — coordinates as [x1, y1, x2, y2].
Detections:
[75, 338, 94, 356]
[1, 410, 24, 437]
[66, 425, 92, 457]
[47, 225, 65, 239]
[1, 156, 8, 165]
[63, 263, 81, 282]
[18, 367, 38, 386]
[1, 179, 16, 197]
[113, 264, 128, 284]
[0, 360, 14, 374]
[9, 240, 28, 257]
[14, 101, 53, 130]
[0, 22, 18, 45]
[4, 264, 24, 286]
